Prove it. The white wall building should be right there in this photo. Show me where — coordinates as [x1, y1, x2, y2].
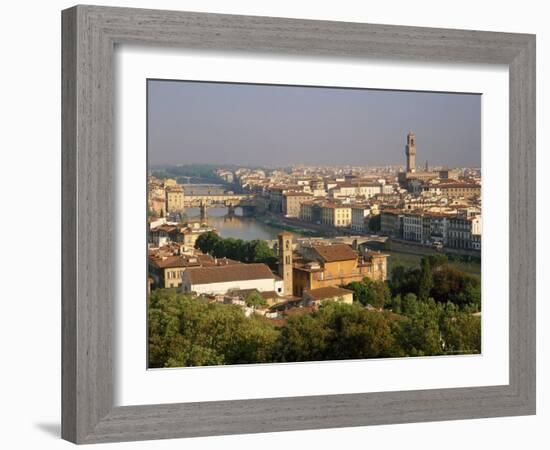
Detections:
[403, 213, 423, 242]
[181, 263, 284, 296]
[351, 206, 371, 232]
[357, 183, 383, 198]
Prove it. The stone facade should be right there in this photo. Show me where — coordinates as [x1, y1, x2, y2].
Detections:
[292, 244, 388, 296]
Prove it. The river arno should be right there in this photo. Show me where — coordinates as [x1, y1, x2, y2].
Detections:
[185, 207, 288, 240]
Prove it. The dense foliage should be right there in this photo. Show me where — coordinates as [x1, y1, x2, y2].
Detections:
[195, 231, 278, 269]
[367, 214, 381, 232]
[389, 255, 481, 310]
[148, 282, 481, 368]
[343, 278, 390, 309]
[276, 302, 398, 361]
[148, 289, 278, 367]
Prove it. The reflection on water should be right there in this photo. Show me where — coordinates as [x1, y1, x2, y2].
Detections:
[186, 207, 284, 241]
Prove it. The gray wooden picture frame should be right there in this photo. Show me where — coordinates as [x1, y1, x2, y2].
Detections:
[61, 4, 536, 444]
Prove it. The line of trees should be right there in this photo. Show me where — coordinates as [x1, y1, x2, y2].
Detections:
[148, 286, 481, 368]
[195, 231, 278, 269]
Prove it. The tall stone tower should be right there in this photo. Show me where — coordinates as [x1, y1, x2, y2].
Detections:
[278, 232, 293, 296]
[406, 131, 417, 173]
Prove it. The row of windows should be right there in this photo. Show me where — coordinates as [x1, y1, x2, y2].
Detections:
[335, 219, 351, 226]
[166, 270, 184, 279]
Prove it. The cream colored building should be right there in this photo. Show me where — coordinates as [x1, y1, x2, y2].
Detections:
[165, 185, 185, 212]
[321, 203, 352, 227]
[282, 192, 313, 218]
[438, 182, 481, 199]
[303, 286, 354, 306]
[148, 185, 166, 217]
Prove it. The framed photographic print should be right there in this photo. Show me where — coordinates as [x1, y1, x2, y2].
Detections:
[61, 5, 536, 444]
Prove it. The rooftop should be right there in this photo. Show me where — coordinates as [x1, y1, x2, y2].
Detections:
[312, 244, 358, 262]
[184, 263, 278, 285]
[149, 255, 199, 269]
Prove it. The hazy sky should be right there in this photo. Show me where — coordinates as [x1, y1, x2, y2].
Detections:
[147, 79, 481, 168]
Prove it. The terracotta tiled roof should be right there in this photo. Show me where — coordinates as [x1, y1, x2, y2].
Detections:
[184, 263, 277, 285]
[312, 244, 358, 262]
[151, 224, 178, 233]
[149, 255, 198, 269]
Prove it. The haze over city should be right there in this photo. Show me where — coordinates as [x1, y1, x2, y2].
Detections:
[147, 79, 481, 168]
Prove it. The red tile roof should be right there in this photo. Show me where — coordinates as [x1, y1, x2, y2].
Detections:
[312, 244, 358, 262]
[149, 255, 197, 269]
[184, 263, 277, 285]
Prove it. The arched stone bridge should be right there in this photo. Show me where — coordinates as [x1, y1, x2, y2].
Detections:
[183, 194, 257, 216]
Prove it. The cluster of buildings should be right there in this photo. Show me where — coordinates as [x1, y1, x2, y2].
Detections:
[381, 208, 481, 250]
[234, 166, 393, 232]
[146, 130, 481, 318]
[148, 224, 388, 318]
[229, 131, 482, 250]
[377, 133, 482, 250]
[148, 177, 185, 217]
[148, 131, 482, 265]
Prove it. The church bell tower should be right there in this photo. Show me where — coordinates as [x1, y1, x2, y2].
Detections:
[278, 232, 293, 296]
[406, 131, 416, 173]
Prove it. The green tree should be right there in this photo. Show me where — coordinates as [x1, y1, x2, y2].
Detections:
[395, 298, 443, 356]
[427, 253, 448, 268]
[389, 265, 406, 295]
[418, 257, 434, 301]
[389, 265, 421, 298]
[245, 291, 267, 308]
[276, 314, 329, 362]
[345, 280, 368, 305]
[148, 289, 278, 367]
[440, 305, 481, 354]
[320, 302, 397, 359]
[195, 234, 278, 268]
[368, 214, 381, 232]
[344, 277, 390, 309]
[388, 294, 402, 314]
[248, 239, 278, 268]
[400, 293, 418, 315]
[195, 231, 221, 254]
[276, 303, 398, 362]
[431, 265, 481, 310]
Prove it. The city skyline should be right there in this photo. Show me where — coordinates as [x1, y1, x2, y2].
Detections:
[147, 79, 481, 168]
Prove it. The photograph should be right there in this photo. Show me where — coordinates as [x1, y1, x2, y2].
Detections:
[146, 79, 482, 368]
